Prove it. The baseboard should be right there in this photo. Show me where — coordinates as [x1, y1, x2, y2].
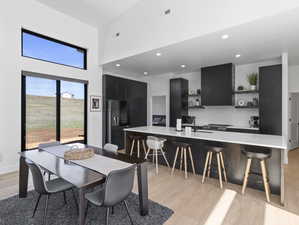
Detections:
[0, 164, 18, 176]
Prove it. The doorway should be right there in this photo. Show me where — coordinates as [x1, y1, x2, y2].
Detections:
[152, 96, 167, 127]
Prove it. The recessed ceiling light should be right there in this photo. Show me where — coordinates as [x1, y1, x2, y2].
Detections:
[116, 64, 120, 67]
[235, 54, 241, 58]
[156, 52, 162, 56]
[221, 34, 229, 39]
[144, 72, 148, 75]
[181, 64, 186, 68]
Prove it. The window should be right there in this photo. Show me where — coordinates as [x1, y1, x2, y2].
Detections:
[22, 72, 87, 150]
[22, 29, 87, 69]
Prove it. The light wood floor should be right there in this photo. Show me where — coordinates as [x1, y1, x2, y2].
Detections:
[2, 150, 299, 225]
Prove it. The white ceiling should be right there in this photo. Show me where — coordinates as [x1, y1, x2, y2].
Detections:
[103, 7, 299, 77]
[36, 0, 142, 26]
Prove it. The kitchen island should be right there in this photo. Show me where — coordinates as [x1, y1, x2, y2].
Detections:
[124, 126, 287, 204]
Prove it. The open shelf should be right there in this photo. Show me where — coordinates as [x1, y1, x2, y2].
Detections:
[235, 105, 259, 109]
[234, 90, 259, 94]
[188, 105, 205, 109]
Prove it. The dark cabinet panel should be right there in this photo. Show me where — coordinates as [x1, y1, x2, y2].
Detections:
[170, 78, 188, 127]
[259, 65, 282, 135]
[103, 75, 147, 148]
[201, 63, 234, 106]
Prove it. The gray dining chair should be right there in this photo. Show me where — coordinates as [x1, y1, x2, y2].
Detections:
[26, 160, 78, 225]
[103, 143, 118, 153]
[38, 141, 61, 180]
[85, 165, 136, 225]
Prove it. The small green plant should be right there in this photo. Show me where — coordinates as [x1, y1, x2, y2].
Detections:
[247, 73, 258, 85]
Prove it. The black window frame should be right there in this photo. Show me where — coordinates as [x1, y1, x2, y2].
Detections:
[21, 71, 88, 151]
[21, 28, 87, 70]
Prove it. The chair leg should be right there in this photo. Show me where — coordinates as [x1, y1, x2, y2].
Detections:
[111, 206, 114, 215]
[179, 147, 184, 171]
[71, 188, 79, 214]
[43, 195, 50, 225]
[207, 152, 213, 178]
[242, 158, 252, 194]
[63, 191, 67, 205]
[48, 172, 51, 181]
[216, 153, 223, 189]
[32, 194, 42, 218]
[144, 148, 151, 159]
[105, 207, 110, 225]
[155, 149, 159, 174]
[188, 147, 196, 175]
[130, 140, 135, 156]
[220, 152, 227, 183]
[161, 149, 170, 168]
[184, 148, 188, 179]
[142, 140, 147, 155]
[260, 160, 271, 202]
[85, 202, 89, 219]
[137, 140, 140, 158]
[124, 200, 134, 225]
[171, 147, 179, 175]
[202, 152, 210, 184]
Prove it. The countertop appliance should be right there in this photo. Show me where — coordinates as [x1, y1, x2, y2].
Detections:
[249, 116, 259, 128]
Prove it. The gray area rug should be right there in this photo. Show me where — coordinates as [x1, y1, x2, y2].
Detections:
[0, 191, 173, 225]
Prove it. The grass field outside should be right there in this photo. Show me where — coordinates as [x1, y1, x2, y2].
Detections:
[26, 95, 84, 149]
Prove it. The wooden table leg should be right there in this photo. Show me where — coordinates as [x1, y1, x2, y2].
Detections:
[137, 163, 149, 216]
[19, 156, 29, 198]
[78, 187, 87, 225]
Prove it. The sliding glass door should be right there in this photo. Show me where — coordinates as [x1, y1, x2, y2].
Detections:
[22, 73, 87, 150]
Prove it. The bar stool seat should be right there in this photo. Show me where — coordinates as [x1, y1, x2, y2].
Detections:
[129, 135, 147, 158]
[171, 142, 195, 179]
[202, 146, 227, 189]
[241, 147, 272, 202]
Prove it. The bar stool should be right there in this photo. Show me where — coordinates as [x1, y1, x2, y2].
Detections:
[129, 135, 147, 158]
[171, 142, 196, 179]
[202, 146, 227, 189]
[145, 136, 170, 174]
[241, 147, 272, 202]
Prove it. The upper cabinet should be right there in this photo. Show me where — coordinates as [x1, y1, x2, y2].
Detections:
[201, 63, 234, 106]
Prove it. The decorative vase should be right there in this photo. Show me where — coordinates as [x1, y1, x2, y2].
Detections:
[250, 85, 257, 90]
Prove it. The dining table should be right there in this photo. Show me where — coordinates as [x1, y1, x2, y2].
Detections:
[18, 143, 149, 225]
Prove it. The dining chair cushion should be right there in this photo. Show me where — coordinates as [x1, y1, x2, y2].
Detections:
[85, 188, 105, 206]
[46, 178, 74, 194]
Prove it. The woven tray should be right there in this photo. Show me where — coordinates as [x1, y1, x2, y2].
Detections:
[64, 148, 95, 160]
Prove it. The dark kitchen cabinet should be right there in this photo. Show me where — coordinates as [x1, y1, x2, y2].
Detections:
[103, 75, 147, 148]
[259, 65, 282, 135]
[201, 63, 234, 106]
[170, 78, 188, 127]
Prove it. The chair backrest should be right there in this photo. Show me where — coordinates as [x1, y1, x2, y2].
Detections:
[103, 165, 136, 206]
[146, 136, 165, 150]
[38, 141, 60, 149]
[103, 143, 118, 153]
[26, 160, 48, 194]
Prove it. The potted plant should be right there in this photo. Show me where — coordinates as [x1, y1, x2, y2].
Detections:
[247, 73, 258, 90]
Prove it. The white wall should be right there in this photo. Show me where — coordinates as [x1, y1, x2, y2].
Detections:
[143, 59, 282, 127]
[103, 0, 299, 63]
[0, 0, 103, 174]
[152, 96, 166, 115]
[289, 65, 299, 92]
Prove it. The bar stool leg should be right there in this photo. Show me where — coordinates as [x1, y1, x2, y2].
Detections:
[155, 149, 159, 174]
[220, 152, 227, 183]
[144, 148, 151, 159]
[142, 140, 147, 155]
[202, 152, 210, 183]
[130, 140, 135, 156]
[171, 147, 179, 175]
[242, 158, 252, 194]
[137, 140, 140, 158]
[179, 147, 184, 171]
[216, 153, 223, 189]
[161, 149, 170, 168]
[184, 148, 188, 179]
[207, 152, 213, 178]
[260, 160, 271, 202]
[188, 147, 196, 175]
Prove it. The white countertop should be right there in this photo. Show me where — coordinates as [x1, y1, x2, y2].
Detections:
[124, 126, 287, 150]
